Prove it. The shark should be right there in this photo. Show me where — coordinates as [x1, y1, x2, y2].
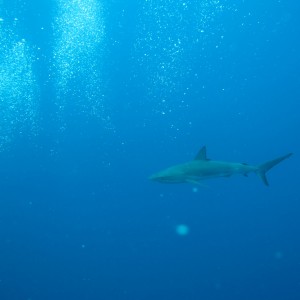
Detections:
[149, 146, 292, 186]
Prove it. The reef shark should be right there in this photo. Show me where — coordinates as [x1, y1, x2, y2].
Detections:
[149, 146, 292, 186]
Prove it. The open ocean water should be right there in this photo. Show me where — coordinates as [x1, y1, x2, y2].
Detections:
[0, 0, 299, 299]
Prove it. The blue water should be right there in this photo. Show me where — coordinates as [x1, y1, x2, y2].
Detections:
[0, 0, 299, 299]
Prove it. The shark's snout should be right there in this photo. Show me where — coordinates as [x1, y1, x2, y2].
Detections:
[149, 170, 184, 183]
[149, 173, 161, 182]
[148, 174, 156, 181]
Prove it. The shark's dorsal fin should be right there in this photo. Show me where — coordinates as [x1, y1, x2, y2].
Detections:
[195, 146, 208, 160]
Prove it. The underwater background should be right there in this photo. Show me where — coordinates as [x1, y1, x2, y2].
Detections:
[0, 0, 299, 299]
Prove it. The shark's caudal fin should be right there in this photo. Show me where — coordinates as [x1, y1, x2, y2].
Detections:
[257, 153, 293, 186]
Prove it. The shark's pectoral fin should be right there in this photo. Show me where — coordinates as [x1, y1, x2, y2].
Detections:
[186, 179, 201, 185]
[186, 179, 209, 188]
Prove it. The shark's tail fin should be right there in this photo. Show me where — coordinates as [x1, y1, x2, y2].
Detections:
[256, 153, 293, 186]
